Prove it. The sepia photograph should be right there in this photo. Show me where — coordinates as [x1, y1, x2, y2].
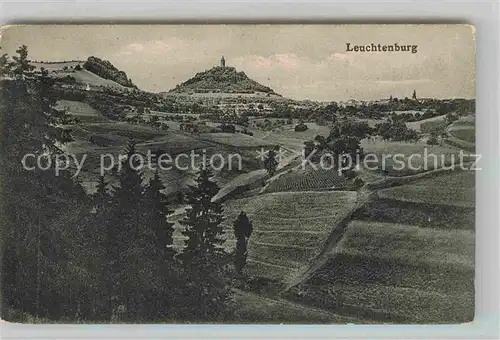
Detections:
[0, 24, 476, 324]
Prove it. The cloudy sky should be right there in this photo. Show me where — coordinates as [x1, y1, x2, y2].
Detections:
[1, 24, 475, 101]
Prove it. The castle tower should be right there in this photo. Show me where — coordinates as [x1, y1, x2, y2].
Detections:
[220, 55, 226, 68]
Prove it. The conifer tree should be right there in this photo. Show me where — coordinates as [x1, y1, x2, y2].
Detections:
[0, 47, 12, 77]
[106, 139, 150, 320]
[143, 169, 175, 259]
[178, 165, 230, 320]
[93, 176, 112, 212]
[233, 211, 253, 276]
[180, 165, 225, 264]
[1, 45, 90, 321]
[263, 147, 279, 176]
[11, 45, 34, 80]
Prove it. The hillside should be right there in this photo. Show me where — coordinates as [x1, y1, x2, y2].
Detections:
[286, 170, 475, 323]
[169, 66, 280, 96]
[83, 56, 137, 88]
[30, 60, 133, 91]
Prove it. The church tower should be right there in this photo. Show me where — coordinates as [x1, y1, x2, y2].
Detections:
[220, 55, 226, 68]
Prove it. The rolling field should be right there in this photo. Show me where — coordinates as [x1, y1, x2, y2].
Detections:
[449, 128, 475, 143]
[248, 122, 331, 151]
[66, 119, 250, 196]
[170, 191, 358, 283]
[263, 167, 346, 193]
[378, 170, 475, 208]
[291, 221, 474, 323]
[287, 170, 475, 323]
[406, 114, 447, 132]
[56, 100, 112, 123]
[444, 117, 475, 151]
[360, 139, 475, 176]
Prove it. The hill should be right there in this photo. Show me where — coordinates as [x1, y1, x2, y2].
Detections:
[30, 60, 134, 91]
[83, 56, 137, 88]
[169, 66, 280, 96]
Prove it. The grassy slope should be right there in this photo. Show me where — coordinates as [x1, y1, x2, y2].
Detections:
[360, 139, 475, 176]
[378, 170, 475, 208]
[449, 128, 475, 143]
[171, 191, 358, 283]
[288, 170, 475, 323]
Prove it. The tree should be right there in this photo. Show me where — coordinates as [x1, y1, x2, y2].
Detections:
[11, 45, 35, 79]
[143, 169, 175, 260]
[314, 135, 327, 152]
[233, 211, 253, 276]
[0, 47, 12, 77]
[263, 147, 279, 177]
[1, 45, 92, 321]
[294, 121, 308, 132]
[303, 140, 316, 160]
[177, 166, 230, 320]
[105, 139, 153, 320]
[93, 176, 112, 211]
[427, 134, 439, 146]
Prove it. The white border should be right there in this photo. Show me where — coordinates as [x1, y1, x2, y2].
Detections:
[0, 1, 499, 339]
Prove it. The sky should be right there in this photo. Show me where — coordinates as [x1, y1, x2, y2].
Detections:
[1, 24, 475, 101]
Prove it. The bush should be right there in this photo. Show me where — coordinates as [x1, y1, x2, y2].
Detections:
[427, 136, 439, 145]
[294, 122, 308, 132]
[218, 123, 236, 133]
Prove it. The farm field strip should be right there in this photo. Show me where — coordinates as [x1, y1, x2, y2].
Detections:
[378, 186, 474, 208]
[354, 198, 475, 231]
[295, 280, 473, 323]
[250, 242, 316, 251]
[246, 260, 298, 281]
[360, 139, 476, 176]
[233, 289, 362, 324]
[309, 251, 474, 295]
[249, 243, 314, 269]
[264, 168, 346, 193]
[377, 170, 475, 208]
[338, 220, 474, 268]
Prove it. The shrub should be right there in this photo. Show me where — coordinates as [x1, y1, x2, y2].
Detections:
[294, 122, 308, 132]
